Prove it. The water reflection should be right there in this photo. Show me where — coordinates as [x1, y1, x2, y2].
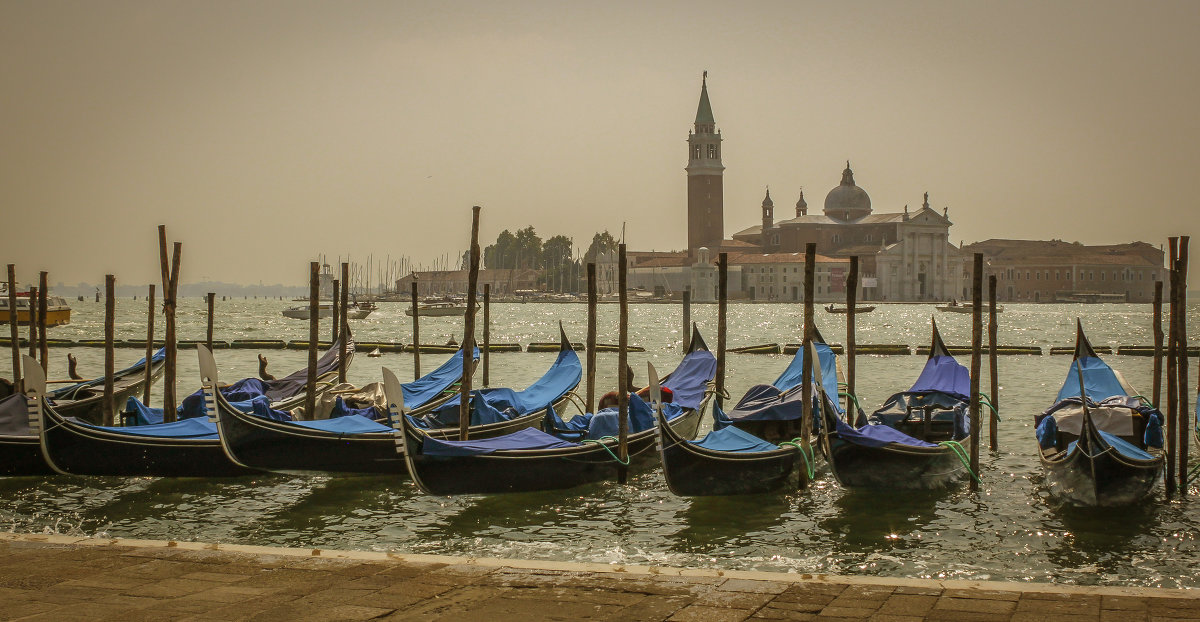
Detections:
[670, 493, 792, 554]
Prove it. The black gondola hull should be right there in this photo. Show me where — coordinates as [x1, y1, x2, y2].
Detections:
[0, 436, 54, 476]
[215, 396, 564, 475]
[50, 361, 165, 425]
[405, 408, 703, 495]
[659, 440, 800, 496]
[1040, 444, 1162, 507]
[825, 436, 970, 489]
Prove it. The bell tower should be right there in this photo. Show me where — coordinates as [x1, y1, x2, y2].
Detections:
[686, 72, 724, 260]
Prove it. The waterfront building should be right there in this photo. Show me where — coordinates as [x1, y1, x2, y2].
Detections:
[396, 269, 540, 297]
[963, 239, 1163, 303]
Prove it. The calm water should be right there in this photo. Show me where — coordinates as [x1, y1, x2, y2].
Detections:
[2, 299, 1199, 588]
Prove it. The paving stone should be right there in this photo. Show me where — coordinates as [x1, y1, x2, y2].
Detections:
[750, 608, 816, 620]
[1017, 595, 1100, 615]
[943, 588, 1021, 601]
[815, 605, 880, 619]
[934, 596, 1018, 614]
[616, 594, 693, 622]
[719, 578, 791, 594]
[694, 589, 775, 609]
[1103, 595, 1151, 611]
[876, 594, 937, 616]
[891, 585, 942, 597]
[866, 615, 925, 622]
[1100, 611, 1148, 622]
[668, 604, 754, 622]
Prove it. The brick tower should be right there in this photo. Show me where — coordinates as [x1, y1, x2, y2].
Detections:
[686, 72, 724, 260]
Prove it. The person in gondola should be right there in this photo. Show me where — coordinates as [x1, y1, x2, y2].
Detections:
[597, 365, 672, 410]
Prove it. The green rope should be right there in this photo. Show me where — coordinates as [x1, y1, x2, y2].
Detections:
[937, 440, 982, 484]
[977, 392, 1000, 421]
[1129, 395, 1156, 409]
[838, 391, 863, 413]
[778, 438, 816, 480]
[581, 435, 630, 466]
[1186, 461, 1200, 487]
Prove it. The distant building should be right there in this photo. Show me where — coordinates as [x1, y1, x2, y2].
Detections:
[963, 240, 1163, 303]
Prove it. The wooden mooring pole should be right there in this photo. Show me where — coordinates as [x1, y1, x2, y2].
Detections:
[339, 262, 349, 385]
[1153, 281, 1164, 410]
[846, 256, 858, 417]
[6, 265, 20, 393]
[158, 226, 181, 421]
[206, 293, 215, 352]
[682, 287, 692, 353]
[331, 279, 340, 344]
[142, 285, 155, 405]
[969, 253, 983, 492]
[988, 274, 999, 451]
[716, 253, 728, 411]
[306, 262, 319, 420]
[617, 244, 629, 483]
[410, 281, 421, 381]
[37, 272, 48, 372]
[1166, 237, 1178, 499]
[586, 263, 597, 413]
[1175, 236, 1189, 496]
[103, 275, 115, 426]
[460, 206, 481, 441]
[800, 244, 815, 488]
[482, 283, 490, 387]
[27, 287, 36, 360]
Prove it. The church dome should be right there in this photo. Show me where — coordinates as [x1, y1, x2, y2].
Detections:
[823, 162, 871, 221]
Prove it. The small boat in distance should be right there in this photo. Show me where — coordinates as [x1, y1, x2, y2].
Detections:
[824, 303, 875, 314]
[936, 300, 1003, 314]
[0, 284, 71, 327]
[282, 302, 373, 320]
[405, 301, 476, 317]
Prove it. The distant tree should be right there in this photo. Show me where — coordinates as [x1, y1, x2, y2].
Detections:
[484, 229, 517, 269]
[513, 226, 543, 269]
[541, 235, 573, 292]
[584, 230, 618, 265]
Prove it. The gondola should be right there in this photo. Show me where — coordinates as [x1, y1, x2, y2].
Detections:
[1035, 321, 1164, 507]
[46, 348, 167, 424]
[211, 327, 579, 474]
[824, 304, 875, 314]
[821, 320, 974, 490]
[389, 326, 716, 495]
[34, 337, 353, 477]
[722, 327, 842, 444]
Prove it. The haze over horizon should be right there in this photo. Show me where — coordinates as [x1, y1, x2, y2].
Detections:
[3, 1, 1197, 288]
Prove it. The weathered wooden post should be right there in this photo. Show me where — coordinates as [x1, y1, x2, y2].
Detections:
[6, 265, 20, 393]
[846, 256, 858, 417]
[682, 287, 692, 353]
[459, 206, 482, 441]
[586, 263, 597, 413]
[206, 293, 215, 352]
[37, 272, 48, 372]
[306, 262, 319, 420]
[988, 274, 999, 450]
[339, 262, 349, 384]
[331, 279, 340, 344]
[410, 281, 421, 381]
[27, 286, 37, 360]
[1175, 236, 1189, 496]
[142, 285, 155, 405]
[1166, 237, 1179, 498]
[617, 244, 629, 483]
[716, 253, 728, 410]
[969, 253, 983, 492]
[103, 275, 116, 426]
[1153, 281, 1164, 409]
[482, 283, 491, 387]
[158, 226, 182, 421]
[800, 244, 815, 488]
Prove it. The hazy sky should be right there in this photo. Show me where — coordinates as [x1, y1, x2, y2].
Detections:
[3, 0, 1197, 287]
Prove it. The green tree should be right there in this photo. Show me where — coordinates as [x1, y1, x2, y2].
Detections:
[542, 235, 573, 292]
[513, 226, 543, 269]
[583, 230, 618, 265]
[484, 229, 517, 269]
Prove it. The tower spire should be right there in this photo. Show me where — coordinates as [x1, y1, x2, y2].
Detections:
[695, 72, 715, 128]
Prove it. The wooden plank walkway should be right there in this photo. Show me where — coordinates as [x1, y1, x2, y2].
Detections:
[0, 532, 1195, 621]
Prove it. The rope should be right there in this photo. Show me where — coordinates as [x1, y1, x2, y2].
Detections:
[1186, 462, 1200, 488]
[1129, 394, 1156, 409]
[778, 438, 816, 480]
[937, 440, 981, 484]
[838, 391, 863, 414]
[977, 392, 1000, 421]
[581, 435, 630, 465]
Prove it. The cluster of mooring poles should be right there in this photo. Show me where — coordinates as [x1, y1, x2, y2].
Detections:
[1159, 236, 1191, 498]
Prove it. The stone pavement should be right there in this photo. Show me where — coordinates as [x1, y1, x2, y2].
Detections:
[0, 532, 1195, 621]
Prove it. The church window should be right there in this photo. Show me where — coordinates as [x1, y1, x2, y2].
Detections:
[1089, 271, 1094, 280]
[832, 234, 842, 244]
[772, 234, 780, 245]
[1026, 271, 1031, 280]
[866, 234, 873, 242]
[1055, 271, 1060, 281]
[1112, 271, 1117, 281]
[692, 145, 701, 159]
[1100, 272, 1105, 281]
[1036, 272, 1040, 280]
[707, 145, 716, 158]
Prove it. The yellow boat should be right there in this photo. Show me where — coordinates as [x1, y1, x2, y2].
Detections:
[0, 286, 71, 327]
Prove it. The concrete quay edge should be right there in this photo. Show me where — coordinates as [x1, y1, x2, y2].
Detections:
[1, 530, 1193, 600]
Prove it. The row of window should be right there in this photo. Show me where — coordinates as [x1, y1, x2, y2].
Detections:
[690, 144, 720, 160]
[1003, 269, 1156, 282]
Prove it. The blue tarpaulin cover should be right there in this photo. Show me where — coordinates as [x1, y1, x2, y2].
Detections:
[49, 348, 167, 401]
[908, 355, 971, 399]
[834, 417, 938, 448]
[1068, 429, 1156, 461]
[421, 426, 580, 456]
[773, 341, 840, 399]
[724, 382, 844, 424]
[326, 396, 381, 420]
[661, 350, 717, 409]
[690, 423, 779, 453]
[1055, 356, 1127, 403]
[401, 348, 477, 409]
[544, 394, 683, 441]
[413, 346, 581, 429]
[80, 417, 218, 440]
[0, 393, 31, 436]
[125, 380, 293, 425]
[291, 414, 393, 434]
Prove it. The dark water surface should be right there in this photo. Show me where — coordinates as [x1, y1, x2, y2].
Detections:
[2, 300, 1198, 588]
